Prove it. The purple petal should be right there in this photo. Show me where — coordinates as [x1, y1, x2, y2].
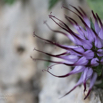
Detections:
[47, 66, 84, 78]
[75, 57, 88, 65]
[95, 37, 103, 48]
[69, 5, 90, 27]
[82, 67, 88, 91]
[92, 11, 100, 33]
[65, 16, 86, 39]
[101, 58, 103, 62]
[71, 66, 85, 74]
[68, 34, 75, 43]
[96, 13, 103, 27]
[64, 45, 84, 56]
[86, 68, 93, 79]
[33, 48, 79, 63]
[81, 40, 92, 49]
[67, 45, 84, 52]
[84, 17, 90, 27]
[44, 21, 71, 39]
[84, 50, 94, 59]
[97, 49, 103, 56]
[85, 28, 95, 42]
[84, 73, 97, 99]
[60, 72, 84, 98]
[91, 58, 99, 66]
[61, 55, 79, 62]
[99, 27, 103, 39]
[49, 14, 69, 32]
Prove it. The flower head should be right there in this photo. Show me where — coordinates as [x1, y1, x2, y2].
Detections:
[32, 5, 103, 99]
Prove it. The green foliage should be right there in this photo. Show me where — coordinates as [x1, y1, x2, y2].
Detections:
[44, 55, 51, 67]
[3, 0, 15, 4]
[87, 0, 103, 19]
[90, 18, 95, 30]
[93, 65, 103, 76]
[48, 0, 59, 10]
[95, 79, 103, 89]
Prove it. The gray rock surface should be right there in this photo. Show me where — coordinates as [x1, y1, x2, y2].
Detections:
[0, 1, 38, 103]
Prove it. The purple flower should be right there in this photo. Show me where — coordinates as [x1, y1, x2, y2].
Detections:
[32, 5, 103, 99]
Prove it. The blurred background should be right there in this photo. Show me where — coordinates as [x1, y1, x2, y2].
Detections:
[0, 0, 103, 103]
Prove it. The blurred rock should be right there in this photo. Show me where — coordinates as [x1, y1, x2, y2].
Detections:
[0, 1, 38, 103]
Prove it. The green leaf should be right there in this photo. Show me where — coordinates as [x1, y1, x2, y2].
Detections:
[77, 73, 82, 82]
[90, 18, 95, 30]
[4, 0, 15, 4]
[44, 55, 51, 67]
[48, 0, 59, 10]
[94, 69, 102, 76]
[95, 80, 103, 89]
[87, 0, 103, 19]
[93, 65, 103, 76]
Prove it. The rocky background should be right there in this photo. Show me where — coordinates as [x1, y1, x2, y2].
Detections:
[0, 0, 103, 103]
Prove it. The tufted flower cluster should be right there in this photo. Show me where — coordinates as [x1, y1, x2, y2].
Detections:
[32, 5, 103, 99]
